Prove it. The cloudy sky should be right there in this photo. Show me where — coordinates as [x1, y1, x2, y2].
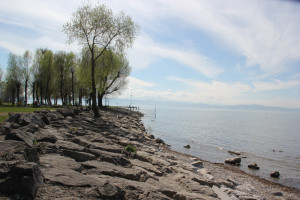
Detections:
[1, 0, 300, 108]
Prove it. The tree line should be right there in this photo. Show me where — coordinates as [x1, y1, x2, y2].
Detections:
[0, 47, 130, 107]
[0, 2, 139, 118]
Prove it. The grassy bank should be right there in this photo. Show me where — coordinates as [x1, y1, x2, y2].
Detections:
[0, 106, 57, 123]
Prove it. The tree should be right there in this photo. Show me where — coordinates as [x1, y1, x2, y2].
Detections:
[22, 50, 32, 105]
[63, 2, 139, 117]
[5, 53, 23, 106]
[96, 50, 130, 107]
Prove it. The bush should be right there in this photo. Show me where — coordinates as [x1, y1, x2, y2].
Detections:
[125, 145, 136, 153]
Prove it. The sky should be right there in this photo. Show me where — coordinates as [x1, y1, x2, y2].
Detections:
[1, 0, 300, 108]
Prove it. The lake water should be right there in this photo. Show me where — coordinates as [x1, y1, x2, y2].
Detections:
[141, 105, 300, 189]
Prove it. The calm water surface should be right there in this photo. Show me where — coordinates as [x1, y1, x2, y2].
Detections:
[141, 106, 300, 189]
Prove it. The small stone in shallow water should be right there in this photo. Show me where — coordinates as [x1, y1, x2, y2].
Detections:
[225, 157, 241, 165]
[270, 171, 280, 178]
[273, 191, 283, 196]
[184, 144, 190, 148]
[248, 163, 259, 170]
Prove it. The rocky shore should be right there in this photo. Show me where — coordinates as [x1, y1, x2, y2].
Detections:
[0, 107, 299, 200]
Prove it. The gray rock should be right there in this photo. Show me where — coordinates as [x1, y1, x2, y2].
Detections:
[184, 144, 190, 148]
[6, 113, 21, 123]
[62, 149, 96, 162]
[270, 171, 280, 178]
[19, 114, 45, 128]
[0, 161, 43, 199]
[36, 133, 58, 143]
[191, 161, 203, 168]
[156, 138, 165, 144]
[225, 157, 241, 165]
[96, 182, 125, 199]
[248, 163, 259, 170]
[57, 108, 75, 118]
[5, 131, 35, 147]
[42, 167, 96, 187]
[273, 191, 283, 196]
[82, 161, 148, 181]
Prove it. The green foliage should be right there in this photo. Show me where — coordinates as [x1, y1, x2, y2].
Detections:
[33, 139, 37, 145]
[125, 145, 137, 153]
[63, 2, 139, 117]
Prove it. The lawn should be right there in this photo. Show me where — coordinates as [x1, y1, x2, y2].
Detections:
[0, 106, 58, 123]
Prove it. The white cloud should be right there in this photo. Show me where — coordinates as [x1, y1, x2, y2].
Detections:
[160, 0, 300, 78]
[127, 76, 155, 89]
[128, 33, 223, 78]
[253, 80, 300, 92]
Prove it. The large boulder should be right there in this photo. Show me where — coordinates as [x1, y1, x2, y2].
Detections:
[5, 130, 35, 147]
[19, 114, 45, 128]
[0, 140, 43, 199]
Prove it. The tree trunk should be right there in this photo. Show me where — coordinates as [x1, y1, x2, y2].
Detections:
[32, 82, 35, 106]
[60, 74, 64, 105]
[91, 57, 100, 117]
[40, 86, 43, 104]
[36, 83, 39, 104]
[11, 88, 15, 106]
[16, 84, 20, 106]
[25, 79, 28, 106]
[79, 88, 82, 106]
[71, 71, 74, 106]
[98, 93, 104, 107]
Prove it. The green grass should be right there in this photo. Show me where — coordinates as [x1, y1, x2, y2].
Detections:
[0, 106, 57, 113]
[0, 116, 9, 123]
[0, 106, 58, 123]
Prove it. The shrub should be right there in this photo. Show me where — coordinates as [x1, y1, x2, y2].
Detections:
[125, 145, 136, 153]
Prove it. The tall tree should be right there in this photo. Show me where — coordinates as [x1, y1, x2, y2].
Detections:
[22, 50, 32, 105]
[5, 53, 23, 106]
[96, 50, 131, 107]
[53, 51, 67, 105]
[63, 2, 139, 117]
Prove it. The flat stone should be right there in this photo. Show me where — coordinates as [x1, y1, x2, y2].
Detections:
[5, 131, 35, 147]
[191, 161, 203, 168]
[82, 161, 148, 181]
[42, 167, 96, 187]
[86, 148, 131, 166]
[62, 149, 96, 162]
[40, 154, 82, 171]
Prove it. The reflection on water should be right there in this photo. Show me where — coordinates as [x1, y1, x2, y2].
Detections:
[141, 106, 300, 189]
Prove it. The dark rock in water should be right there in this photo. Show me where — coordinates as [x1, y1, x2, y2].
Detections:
[184, 144, 191, 148]
[248, 163, 260, 170]
[156, 138, 164, 144]
[191, 161, 203, 168]
[270, 171, 280, 178]
[225, 157, 241, 165]
[228, 150, 241, 155]
[273, 191, 283, 196]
